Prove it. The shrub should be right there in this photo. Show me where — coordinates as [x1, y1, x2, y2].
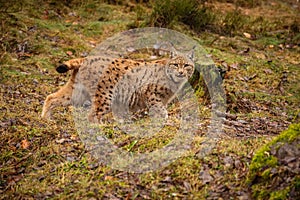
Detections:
[221, 9, 248, 36]
[148, 0, 215, 32]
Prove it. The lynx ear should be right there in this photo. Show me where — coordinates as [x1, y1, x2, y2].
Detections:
[154, 41, 169, 50]
[168, 42, 178, 58]
[153, 41, 178, 58]
[187, 46, 196, 61]
[170, 50, 179, 58]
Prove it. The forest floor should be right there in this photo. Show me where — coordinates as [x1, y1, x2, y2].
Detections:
[0, 0, 299, 199]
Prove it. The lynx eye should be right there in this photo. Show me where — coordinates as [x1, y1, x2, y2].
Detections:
[184, 64, 191, 68]
[171, 63, 178, 67]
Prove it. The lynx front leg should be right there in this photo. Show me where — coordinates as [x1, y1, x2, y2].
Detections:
[147, 94, 168, 121]
[87, 95, 112, 124]
[41, 84, 73, 119]
[87, 104, 100, 123]
[42, 66, 79, 119]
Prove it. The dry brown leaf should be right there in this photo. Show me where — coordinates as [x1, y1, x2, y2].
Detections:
[243, 32, 251, 39]
[104, 176, 115, 181]
[66, 51, 73, 56]
[21, 139, 30, 149]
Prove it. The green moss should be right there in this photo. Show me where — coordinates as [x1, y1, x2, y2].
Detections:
[195, 85, 205, 99]
[261, 168, 271, 180]
[247, 123, 300, 199]
[248, 147, 278, 180]
[269, 187, 289, 200]
[295, 177, 300, 188]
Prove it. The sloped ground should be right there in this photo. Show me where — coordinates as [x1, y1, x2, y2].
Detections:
[247, 124, 300, 200]
[0, 0, 299, 199]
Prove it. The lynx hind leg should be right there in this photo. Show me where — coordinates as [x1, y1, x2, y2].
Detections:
[41, 81, 73, 119]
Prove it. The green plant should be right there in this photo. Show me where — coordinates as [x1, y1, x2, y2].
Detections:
[149, 0, 215, 32]
[221, 9, 248, 36]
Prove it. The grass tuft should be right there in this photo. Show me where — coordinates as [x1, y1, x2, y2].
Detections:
[148, 0, 215, 32]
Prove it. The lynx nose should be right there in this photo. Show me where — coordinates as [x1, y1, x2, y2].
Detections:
[178, 69, 184, 75]
[177, 71, 184, 77]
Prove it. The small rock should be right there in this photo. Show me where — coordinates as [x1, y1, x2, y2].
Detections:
[234, 159, 243, 169]
[224, 156, 234, 168]
[199, 170, 213, 184]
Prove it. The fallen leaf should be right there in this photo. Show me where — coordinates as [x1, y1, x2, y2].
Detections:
[55, 138, 71, 144]
[238, 47, 250, 54]
[255, 52, 266, 59]
[279, 44, 284, 49]
[263, 69, 273, 74]
[66, 51, 73, 56]
[243, 32, 252, 39]
[104, 176, 115, 181]
[183, 181, 191, 191]
[230, 63, 239, 70]
[89, 40, 97, 45]
[21, 139, 30, 149]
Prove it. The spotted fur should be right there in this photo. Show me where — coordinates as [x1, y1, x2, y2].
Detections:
[42, 52, 195, 123]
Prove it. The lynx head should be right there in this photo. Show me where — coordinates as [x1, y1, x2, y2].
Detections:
[165, 50, 195, 83]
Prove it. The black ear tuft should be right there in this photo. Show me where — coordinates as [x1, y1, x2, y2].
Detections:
[56, 64, 69, 73]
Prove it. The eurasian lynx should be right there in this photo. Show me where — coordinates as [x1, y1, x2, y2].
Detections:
[41, 50, 195, 123]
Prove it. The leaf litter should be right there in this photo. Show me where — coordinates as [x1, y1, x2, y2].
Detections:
[0, 0, 299, 199]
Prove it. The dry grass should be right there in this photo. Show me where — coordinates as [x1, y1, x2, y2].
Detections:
[0, 0, 299, 199]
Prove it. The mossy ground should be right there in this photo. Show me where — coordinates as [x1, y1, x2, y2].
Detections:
[0, 0, 299, 199]
[247, 124, 300, 200]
